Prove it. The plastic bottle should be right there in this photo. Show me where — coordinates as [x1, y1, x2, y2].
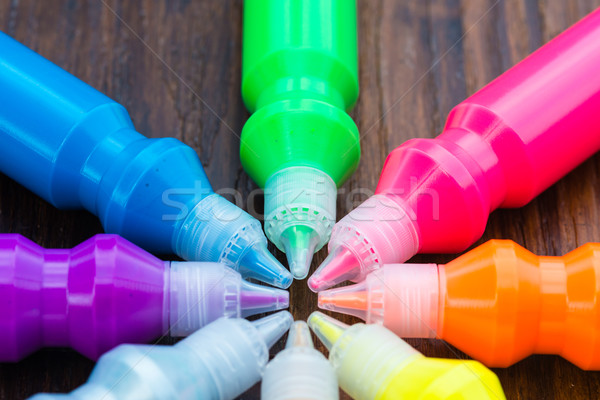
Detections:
[319, 239, 600, 369]
[240, 0, 360, 279]
[29, 311, 293, 400]
[261, 320, 339, 400]
[0, 32, 292, 289]
[308, 312, 505, 400]
[0, 233, 289, 361]
[308, 7, 600, 291]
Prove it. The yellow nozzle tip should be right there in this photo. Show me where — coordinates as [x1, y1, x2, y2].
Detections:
[307, 311, 347, 352]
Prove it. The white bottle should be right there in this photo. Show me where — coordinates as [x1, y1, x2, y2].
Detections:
[261, 320, 339, 400]
[30, 312, 293, 400]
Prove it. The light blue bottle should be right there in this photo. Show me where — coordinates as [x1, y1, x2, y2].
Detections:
[29, 311, 293, 400]
[0, 32, 292, 288]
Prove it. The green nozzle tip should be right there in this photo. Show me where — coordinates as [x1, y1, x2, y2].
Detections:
[307, 311, 347, 352]
[281, 225, 320, 280]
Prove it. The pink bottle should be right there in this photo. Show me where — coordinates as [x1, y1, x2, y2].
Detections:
[309, 7, 600, 291]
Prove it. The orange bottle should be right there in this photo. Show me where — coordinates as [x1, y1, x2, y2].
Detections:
[318, 240, 600, 369]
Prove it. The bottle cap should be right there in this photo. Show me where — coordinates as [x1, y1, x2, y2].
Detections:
[178, 312, 293, 399]
[168, 262, 289, 336]
[264, 166, 337, 279]
[318, 264, 440, 338]
[308, 312, 421, 400]
[261, 321, 339, 400]
[174, 193, 292, 288]
[309, 194, 420, 291]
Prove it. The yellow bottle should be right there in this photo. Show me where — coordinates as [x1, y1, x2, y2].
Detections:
[307, 312, 506, 400]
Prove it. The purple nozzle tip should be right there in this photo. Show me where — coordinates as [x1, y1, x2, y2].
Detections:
[308, 245, 363, 292]
[240, 280, 290, 318]
[239, 243, 293, 289]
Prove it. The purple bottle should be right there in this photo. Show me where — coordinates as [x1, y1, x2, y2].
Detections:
[0, 234, 289, 361]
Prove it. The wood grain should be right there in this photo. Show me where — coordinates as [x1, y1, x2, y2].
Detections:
[1, 0, 600, 399]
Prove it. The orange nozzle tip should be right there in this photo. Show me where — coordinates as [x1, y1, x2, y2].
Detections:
[318, 291, 368, 310]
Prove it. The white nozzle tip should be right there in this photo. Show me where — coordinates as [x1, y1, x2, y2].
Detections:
[253, 311, 294, 349]
[285, 321, 315, 349]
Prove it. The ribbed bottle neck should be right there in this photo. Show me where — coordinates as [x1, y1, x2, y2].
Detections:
[438, 125, 506, 211]
[535, 257, 569, 353]
[38, 249, 71, 347]
[72, 104, 145, 214]
[255, 77, 346, 111]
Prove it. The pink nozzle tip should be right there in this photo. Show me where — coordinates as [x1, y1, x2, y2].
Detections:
[307, 246, 364, 292]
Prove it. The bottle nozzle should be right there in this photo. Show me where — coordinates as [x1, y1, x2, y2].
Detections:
[239, 242, 293, 289]
[318, 280, 370, 321]
[263, 166, 337, 280]
[308, 246, 363, 292]
[253, 311, 294, 349]
[240, 280, 289, 317]
[174, 194, 292, 289]
[281, 225, 320, 280]
[285, 320, 315, 349]
[307, 311, 347, 352]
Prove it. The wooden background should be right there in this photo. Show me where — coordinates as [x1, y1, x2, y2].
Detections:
[1, 0, 600, 398]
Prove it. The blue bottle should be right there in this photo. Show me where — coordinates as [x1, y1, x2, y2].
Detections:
[28, 312, 293, 400]
[0, 32, 292, 288]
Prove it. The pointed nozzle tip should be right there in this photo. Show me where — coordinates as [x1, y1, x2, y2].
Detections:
[288, 250, 312, 280]
[240, 280, 290, 318]
[285, 321, 315, 349]
[239, 243, 293, 289]
[281, 226, 320, 280]
[308, 246, 363, 292]
[307, 311, 348, 352]
[317, 283, 371, 321]
[253, 311, 294, 349]
[317, 290, 342, 310]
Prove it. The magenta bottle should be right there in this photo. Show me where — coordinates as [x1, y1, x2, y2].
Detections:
[308, 7, 600, 291]
[0, 234, 289, 361]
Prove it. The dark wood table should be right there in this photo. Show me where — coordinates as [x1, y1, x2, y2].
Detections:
[2, 1, 600, 399]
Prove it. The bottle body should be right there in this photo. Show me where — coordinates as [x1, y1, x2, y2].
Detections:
[0, 33, 292, 287]
[441, 240, 600, 369]
[0, 234, 166, 361]
[0, 233, 290, 361]
[310, 8, 600, 291]
[241, 0, 360, 187]
[372, 6, 600, 254]
[319, 240, 600, 368]
[240, 0, 361, 277]
[29, 312, 293, 400]
[377, 357, 504, 400]
[0, 32, 211, 254]
[261, 321, 339, 400]
[307, 312, 505, 400]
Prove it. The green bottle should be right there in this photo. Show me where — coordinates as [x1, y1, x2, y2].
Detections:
[241, 0, 361, 280]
